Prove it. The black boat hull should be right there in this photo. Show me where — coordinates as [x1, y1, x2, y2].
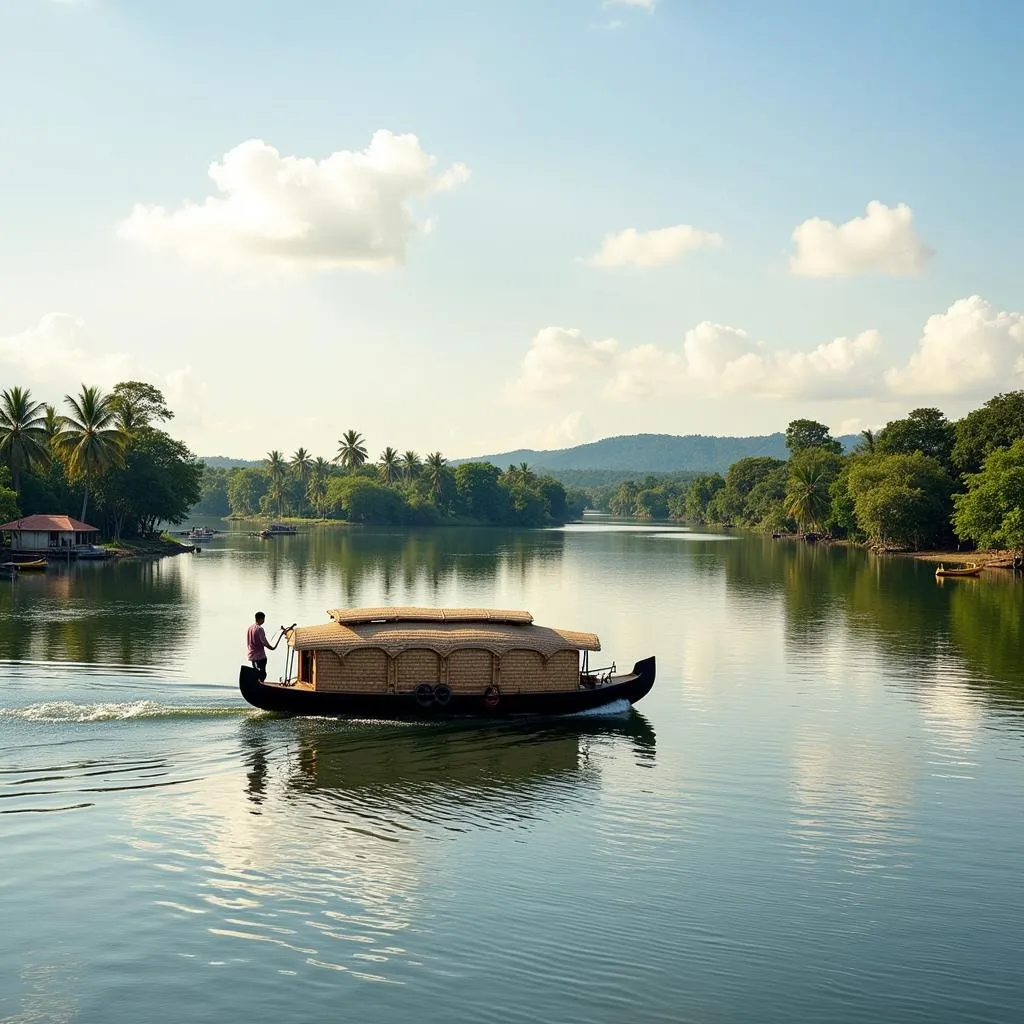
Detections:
[238, 656, 655, 718]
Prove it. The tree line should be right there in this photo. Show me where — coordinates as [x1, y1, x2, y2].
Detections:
[193, 430, 582, 527]
[0, 382, 202, 540]
[600, 393, 1024, 552]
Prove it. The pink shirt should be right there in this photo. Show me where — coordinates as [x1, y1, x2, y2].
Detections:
[247, 624, 269, 661]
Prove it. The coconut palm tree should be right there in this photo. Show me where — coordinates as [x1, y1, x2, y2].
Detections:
[55, 386, 125, 522]
[400, 450, 421, 481]
[334, 430, 368, 471]
[114, 397, 146, 436]
[785, 459, 832, 535]
[378, 447, 400, 485]
[265, 450, 287, 515]
[291, 447, 312, 485]
[0, 386, 49, 496]
[425, 451, 447, 499]
[305, 456, 331, 518]
[855, 428, 876, 455]
[42, 404, 62, 453]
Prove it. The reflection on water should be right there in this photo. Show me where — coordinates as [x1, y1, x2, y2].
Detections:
[2, 524, 1024, 1023]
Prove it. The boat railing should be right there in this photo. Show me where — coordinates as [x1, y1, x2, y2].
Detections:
[581, 662, 617, 686]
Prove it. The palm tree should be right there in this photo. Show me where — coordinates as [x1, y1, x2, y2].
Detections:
[306, 456, 331, 518]
[425, 451, 447, 499]
[0, 387, 49, 496]
[856, 428, 876, 455]
[291, 447, 312, 485]
[55, 386, 125, 522]
[334, 430, 368, 471]
[785, 460, 832, 535]
[378, 447, 400, 485]
[114, 397, 146, 435]
[42, 404, 62, 454]
[400, 450, 421, 481]
[265, 450, 287, 515]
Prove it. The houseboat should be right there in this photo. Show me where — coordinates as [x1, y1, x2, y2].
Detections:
[239, 606, 655, 718]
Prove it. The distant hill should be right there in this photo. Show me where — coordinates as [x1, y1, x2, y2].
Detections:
[458, 432, 858, 475]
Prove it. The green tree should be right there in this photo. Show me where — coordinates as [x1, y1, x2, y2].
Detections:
[400, 450, 421, 481]
[785, 419, 843, 456]
[785, 451, 840, 533]
[306, 457, 331, 518]
[227, 467, 268, 516]
[55, 386, 125, 522]
[0, 467, 18, 523]
[110, 381, 174, 429]
[93, 428, 202, 539]
[378, 446, 400, 485]
[875, 407, 955, 468]
[952, 438, 1024, 552]
[327, 475, 408, 524]
[454, 462, 511, 523]
[682, 473, 725, 523]
[855, 428, 876, 455]
[265, 450, 287, 515]
[0, 386, 49, 496]
[952, 391, 1024, 474]
[847, 452, 954, 549]
[424, 452, 447, 497]
[335, 429, 368, 470]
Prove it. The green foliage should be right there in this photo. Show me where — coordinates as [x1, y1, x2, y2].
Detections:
[110, 381, 174, 431]
[328, 476, 409, 524]
[227, 467, 269, 516]
[192, 465, 231, 516]
[785, 419, 842, 456]
[335, 429, 368, 470]
[952, 439, 1024, 551]
[875, 407, 954, 469]
[0, 466, 18, 523]
[846, 452, 954, 549]
[92, 428, 202, 539]
[952, 391, 1024, 474]
[455, 463, 510, 522]
[0, 386, 50, 495]
[55, 385, 125, 522]
[785, 450, 841, 533]
[681, 473, 725, 523]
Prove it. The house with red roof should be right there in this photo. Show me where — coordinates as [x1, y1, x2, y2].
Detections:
[0, 514, 100, 554]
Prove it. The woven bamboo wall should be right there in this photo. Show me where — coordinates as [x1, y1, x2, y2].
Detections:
[448, 649, 494, 693]
[396, 649, 441, 692]
[314, 649, 388, 692]
[500, 649, 579, 693]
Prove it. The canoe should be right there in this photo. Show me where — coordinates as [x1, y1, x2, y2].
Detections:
[6, 559, 47, 571]
[935, 563, 981, 578]
[238, 606, 656, 718]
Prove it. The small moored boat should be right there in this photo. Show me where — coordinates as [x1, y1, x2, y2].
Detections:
[935, 562, 981, 578]
[6, 558, 47, 571]
[239, 606, 655, 718]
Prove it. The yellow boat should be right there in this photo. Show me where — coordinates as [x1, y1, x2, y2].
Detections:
[935, 562, 981, 578]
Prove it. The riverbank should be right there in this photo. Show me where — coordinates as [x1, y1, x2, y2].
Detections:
[909, 548, 1018, 568]
[103, 534, 197, 558]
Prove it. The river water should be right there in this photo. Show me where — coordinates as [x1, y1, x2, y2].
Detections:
[1, 521, 1022, 1023]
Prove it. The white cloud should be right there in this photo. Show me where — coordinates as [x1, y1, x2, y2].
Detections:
[0, 314, 208, 439]
[885, 296, 1024, 396]
[604, 0, 658, 10]
[511, 327, 619, 397]
[531, 411, 598, 450]
[606, 322, 883, 400]
[789, 201, 933, 278]
[118, 131, 470, 272]
[587, 224, 722, 268]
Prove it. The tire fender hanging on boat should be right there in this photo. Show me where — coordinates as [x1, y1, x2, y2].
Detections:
[433, 683, 452, 706]
[414, 683, 434, 707]
[483, 685, 500, 709]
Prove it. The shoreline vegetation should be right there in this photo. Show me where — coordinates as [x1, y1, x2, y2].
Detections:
[5, 383, 1024, 566]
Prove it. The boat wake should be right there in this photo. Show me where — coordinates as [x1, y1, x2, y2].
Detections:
[567, 698, 632, 718]
[0, 700, 249, 724]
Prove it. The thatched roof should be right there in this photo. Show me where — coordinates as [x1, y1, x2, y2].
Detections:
[327, 606, 534, 626]
[291, 607, 600, 658]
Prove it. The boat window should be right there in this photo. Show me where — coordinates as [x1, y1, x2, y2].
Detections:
[300, 651, 313, 683]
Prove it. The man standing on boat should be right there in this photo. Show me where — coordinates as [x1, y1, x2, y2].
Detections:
[246, 612, 281, 682]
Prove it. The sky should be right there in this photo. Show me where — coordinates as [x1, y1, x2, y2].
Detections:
[0, 0, 1022, 461]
